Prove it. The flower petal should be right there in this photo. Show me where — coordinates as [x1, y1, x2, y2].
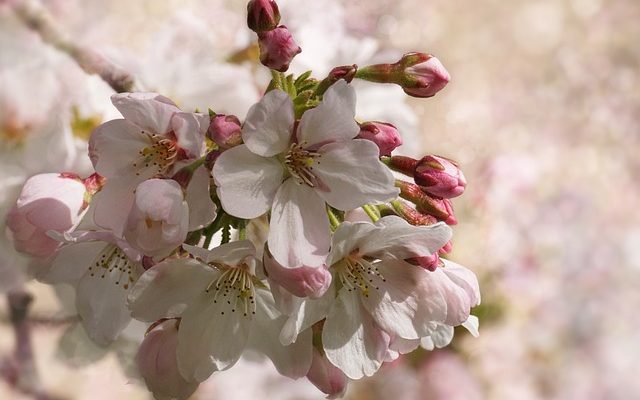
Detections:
[298, 80, 359, 147]
[75, 263, 142, 346]
[111, 92, 180, 134]
[322, 289, 389, 379]
[171, 112, 208, 159]
[462, 315, 480, 337]
[183, 240, 256, 266]
[362, 258, 448, 339]
[428, 324, 455, 348]
[42, 241, 105, 284]
[88, 119, 150, 178]
[327, 220, 380, 266]
[92, 175, 141, 238]
[314, 139, 398, 210]
[247, 289, 313, 379]
[213, 145, 284, 219]
[268, 178, 330, 268]
[177, 291, 250, 381]
[128, 259, 217, 322]
[278, 283, 336, 346]
[242, 89, 295, 157]
[362, 216, 452, 260]
[441, 259, 481, 307]
[185, 166, 217, 231]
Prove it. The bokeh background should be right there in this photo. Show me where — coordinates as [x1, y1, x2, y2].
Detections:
[1, 0, 639, 399]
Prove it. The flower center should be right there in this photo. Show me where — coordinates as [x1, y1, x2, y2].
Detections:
[206, 266, 257, 317]
[88, 245, 141, 290]
[133, 133, 178, 176]
[284, 142, 321, 187]
[334, 254, 386, 298]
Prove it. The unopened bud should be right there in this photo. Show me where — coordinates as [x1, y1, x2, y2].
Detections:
[396, 180, 457, 224]
[316, 65, 358, 95]
[81, 173, 105, 196]
[414, 155, 466, 198]
[357, 121, 402, 156]
[247, 0, 281, 33]
[136, 319, 198, 400]
[398, 53, 450, 98]
[257, 25, 301, 72]
[204, 149, 223, 170]
[439, 240, 453, 254]
[391, 199, 438, 226]
[407, 252, 441, 271]
[207, 114, 242, 149]
[356, 53, 450, 98]
[306, 347, 348, 399]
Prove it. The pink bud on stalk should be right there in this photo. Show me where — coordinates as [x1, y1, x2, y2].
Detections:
[357, 121, 402, 156]
[414, 155, 466, 198]
[257, 25, 301, 72]
[136, 319, 198, 400]
[399, 53, 451, 98]
[316, 65, 358, 95]
[247, 0, 281, 33]
[396, 180, 457, 224]
[306, 347, 348, 398]
[355, 52, 450, 98]
[207, 114, 242, 149]
[6, 173, 86, 257]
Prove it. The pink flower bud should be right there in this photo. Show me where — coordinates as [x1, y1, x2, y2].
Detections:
[417, 197, 457, 225]
[400, 53, 450, 98]
[306, 347, 348, 399]
[263, 248, 331, 299]
[414, 155, 466, 198]
[316, 65, 358, 95]
[6, 173, 86, 257]
[384, 155, 418, 176]
[357, 121, 402, 156]
[407, 252, 440, 271]
[247, 0, 281, 33]
[207, 114, 242, 149]
[136, 319, 198, 400]
[257, 25, 301, 72]
[124, 179, 189, 260]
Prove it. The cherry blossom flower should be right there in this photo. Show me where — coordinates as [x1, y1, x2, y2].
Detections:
[88, 92, 209, 236]
[128, 241, 312, 383]
[275, 216, 455, 379]
[213, 81, 398, 293]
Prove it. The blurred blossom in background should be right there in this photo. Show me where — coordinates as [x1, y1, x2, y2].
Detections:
[1, 0, 639, 399]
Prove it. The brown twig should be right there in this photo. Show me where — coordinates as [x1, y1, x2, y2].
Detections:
[11, 0, 136, 93]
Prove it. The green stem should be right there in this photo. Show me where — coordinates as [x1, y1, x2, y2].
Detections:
[327, 206, 341, 231]
[362, 204, 380, 222]
[238, 220, 247, 240]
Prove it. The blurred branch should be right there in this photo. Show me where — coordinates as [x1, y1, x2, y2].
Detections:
[10, 0, 136, 93]
[1, 290, 65, 400]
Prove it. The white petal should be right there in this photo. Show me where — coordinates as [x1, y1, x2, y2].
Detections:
[298, 80, 359, 146]
[362, 217, 452, 260]
[89, 119, 149, 178]
[111, 92, 180, 134]
[441, 259, 481, 307]
[128, 259, 216, 322]
[462, 315, 480, 337]
[42, 242, 105, 284]
[177, 292, 250, 381]
[268, 178, 330, 268]
[313, 139, 398, 210]
[186, 166, 217, 231]
[183, 240, 256, 266]
[363, 259, 448, 339]
[430, 324, 455, 348]
[75, 263, 142, 346]
[390, 337, 420, 355]
[327, 221, 379, 266]
[263, 250, 332, 298]
[247, 289, 313, 379]
[420, 337, 435, 351]
[213, 145, 284, 219]
[92, 176, 141, 238]
[242, 89, 295, 157]
[278, 284, 336, 346]
[323, 290, 389, 379]
[171, 112, 208, 159]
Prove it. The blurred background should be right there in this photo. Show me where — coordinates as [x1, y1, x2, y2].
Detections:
[1, 0, 639, 399]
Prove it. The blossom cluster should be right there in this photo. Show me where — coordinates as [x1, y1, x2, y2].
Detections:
[5, 1, 479, 398]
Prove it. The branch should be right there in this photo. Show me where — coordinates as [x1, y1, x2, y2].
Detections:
[11, 0, 136, 93]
